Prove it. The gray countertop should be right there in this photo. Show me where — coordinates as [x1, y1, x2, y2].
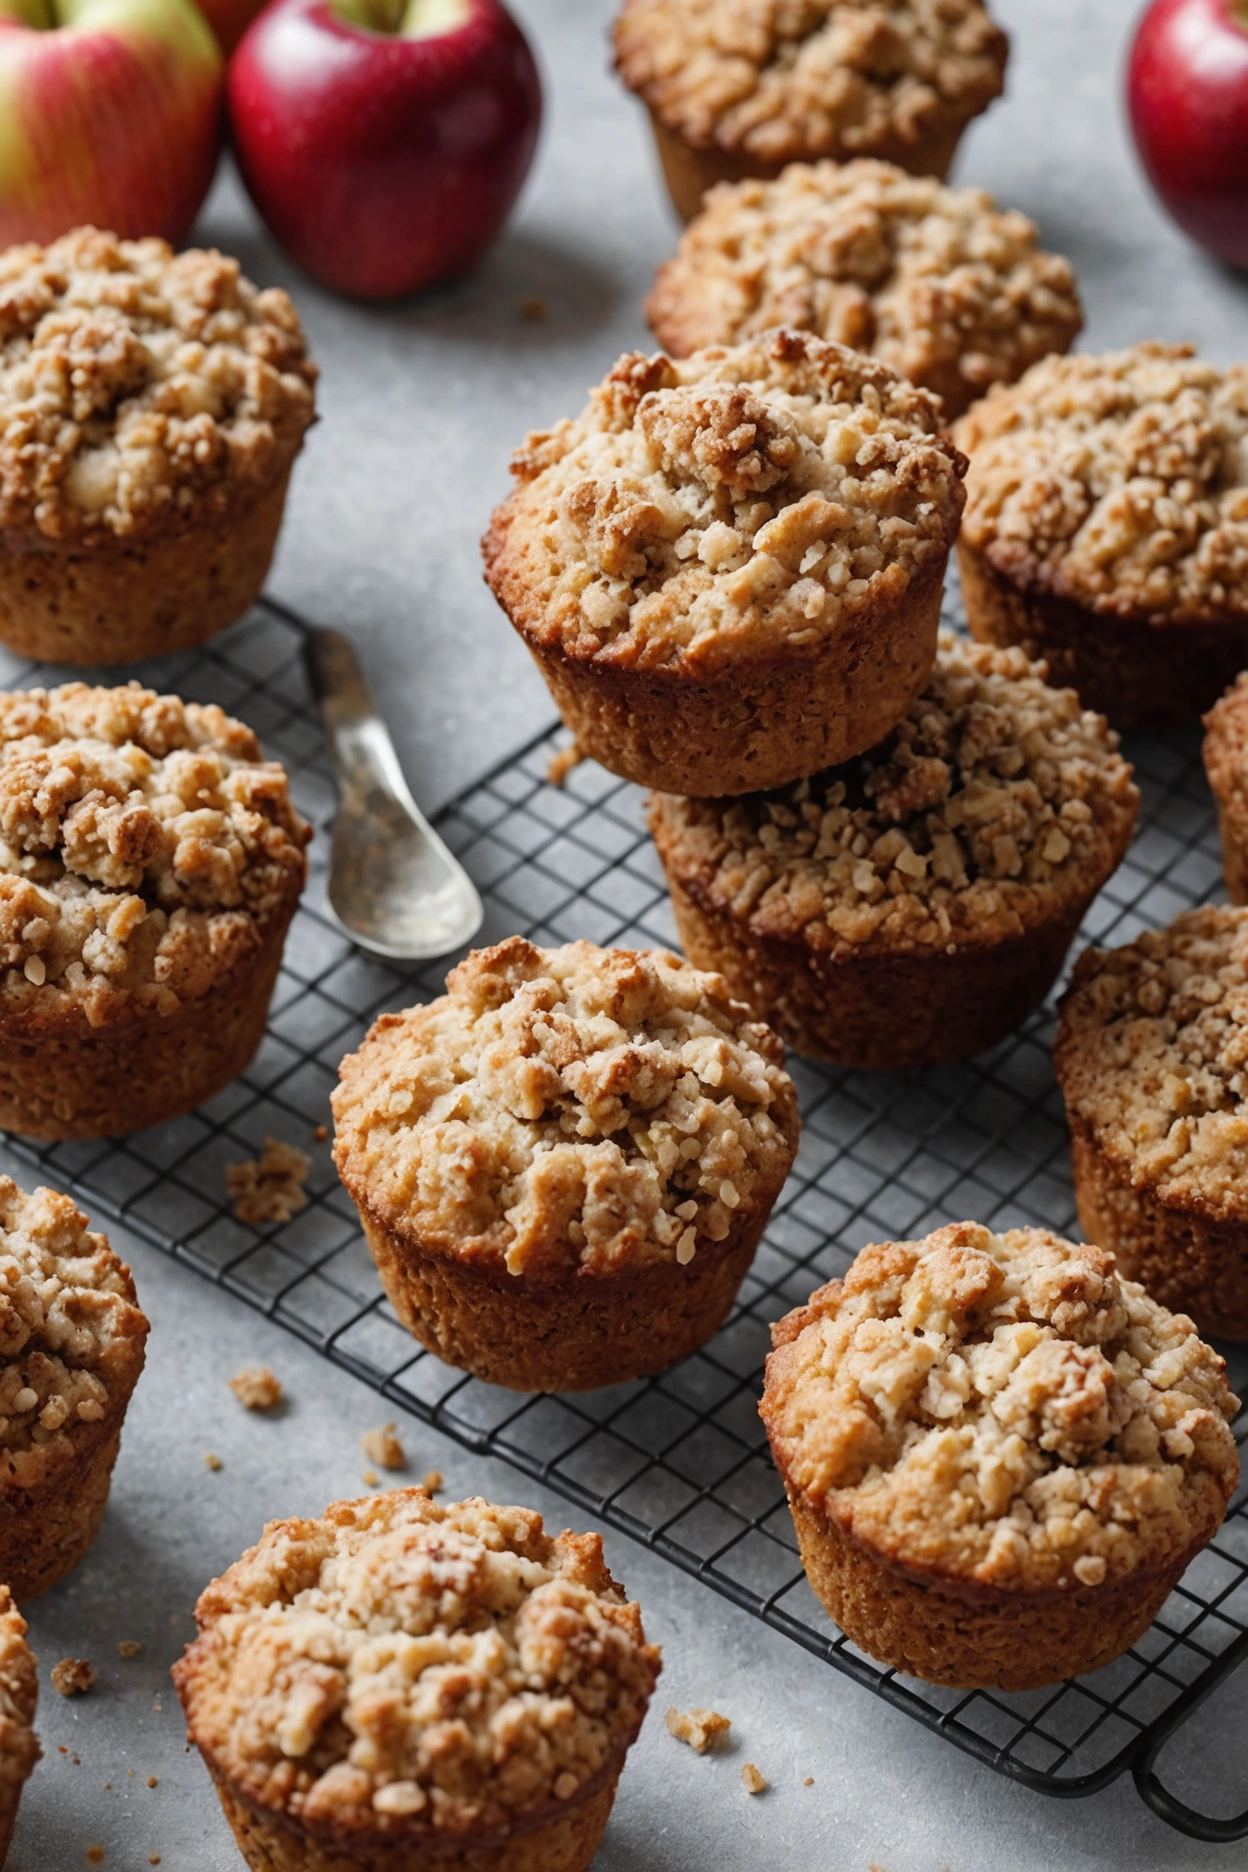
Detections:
[10, 0, 1248, 1866]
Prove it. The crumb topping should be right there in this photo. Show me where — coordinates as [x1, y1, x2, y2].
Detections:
[361, 1424, 406, 1471]
[665, 1706, 731, 1751]
[957, 343, 1248, 622]
[649, 634, 1137, 953]
[0, 683, 307, 1031]
[229, 1365, 283, 1411]
[51, 1657, 95, 1697]
[227, 1139, 311, 1227]
[1056, 906, 1248, 1216]
[0, 228, 316, 546]
[647, 161, 1081, 421]
[0, 1178, 146, 1494]
[762, 1222, 1240, 1589]
[485, 332, 965, 674]
[173, 1491, 661, 1838]
[0, 1589, 37, 1797]
[331, 938, 800, 1278]
[614, 0, 1007, 162]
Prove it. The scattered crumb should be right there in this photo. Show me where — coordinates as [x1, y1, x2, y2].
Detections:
[519, 294, 548, 321]
[204, 1452, 222, 1472]
[422, 1469, 443, 1493]
[52, 1658, 95, 1697]
[127, 1771, 134, 1779]
[362, 1470, 379, 1488]
[546, 741, 583, 787]
[804, 1775, 814, 1786]
[741, 1762, 767, 1795]
[146, 1776, 158, 1789]
[72, 1754, 81, 1765]
[100, 1780, 110, 1789]
[59, 1745, 68, 1755]
[150, 1859, 161, 1867]
[665, 1706, 731, 1753]
[228, 1365, 283, 1411]
[360, 1423, 406, 1470]
[86, 1850, 104, 1866]
[314, 1123, 329, 1142]
[117, 1641, 141, 1659]
[226, 1138, 311, 1226]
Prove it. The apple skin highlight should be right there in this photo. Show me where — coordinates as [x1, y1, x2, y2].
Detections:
[0, 0, 222, 246]
[228, 0, 542, 301]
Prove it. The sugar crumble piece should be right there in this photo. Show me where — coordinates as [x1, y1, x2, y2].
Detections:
[803, 1775, 814, 1786]
[150, 1859, 161, 1866]
[146, 1776, 158, 1789]
[519, 295, 548, 322]
[228, 1365, 283, 1411]
[204, 1452, 222, 1472]
[226, 1139, 311, 1227]
[423, 1469, 443, 1493]
[361, 1470, 379, 1488]
[546, 742, 583, 787]
[100, 1780, 110, 1789]
[665, 1706, 731, 1753]
[741, 1762, 767, 1795]
[313, 1123, 329, 1142]
[86, 1850, 103, 1865]
[360, 1422, 406, 1470]
[117, 1641, 141, 1659]
[52, 1657, 95, 1697]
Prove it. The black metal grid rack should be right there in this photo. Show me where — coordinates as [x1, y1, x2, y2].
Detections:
[5, 593, 1247, 1843]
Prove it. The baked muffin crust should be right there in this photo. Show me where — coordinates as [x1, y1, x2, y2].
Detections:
[173, 1491, 660, 1841]
[0, 1586, 37, 1860]
[485, 331, 965, 676]
[0, 682, 309, 1035]
[762, 1222, 1239, 1592]
[647, 161, 1082, 420]
[614, 0, 1007, 165]
[957, 343, 1248, 624]
[0, 227, 316, 548]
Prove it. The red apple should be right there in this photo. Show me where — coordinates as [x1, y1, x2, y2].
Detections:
[1128, 0, 1248, 269]
[0, 0, 223, 248]
[227, 0, 541, 301]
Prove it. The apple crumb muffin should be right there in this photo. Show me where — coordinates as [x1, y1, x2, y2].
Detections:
[332, 936, 800, 1391]
[647, 160, 1082, 421]
[614, 0, 1008, 219]
[484, 331, 965, 797]
[1056, 905, 1248, 1340]
[648, 633, 1138, 1069]
[0, 1588, 37, 1866]
[1203, 673, 1248, 903]
[0, 226, 317, 664]
[0, 681, 309, 1138]
[173, 1490, 661, 1872]
[761, 1221, 1240, 1689]
[956, 342, 1248, 728]
[0, 1177, 148, 1600]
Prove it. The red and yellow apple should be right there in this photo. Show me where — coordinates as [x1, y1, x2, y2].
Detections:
[0, 0, 223, 248]
[227, 0, 542, 300]
[1129, 0, 1248, 270]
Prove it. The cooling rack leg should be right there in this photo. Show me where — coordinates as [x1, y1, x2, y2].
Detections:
[1131, 1627, 1248, 1841]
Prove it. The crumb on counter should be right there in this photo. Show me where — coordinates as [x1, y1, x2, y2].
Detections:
[803, 1775, 814, 1786]
[52, 1658, 95, 1697]
[204, 1453, 222, 1472]
[519, 295, 548, 322]
[423, 1469, 443, 1494]
[117, 1641, 141, 1659]
[361, 1470, 379, 1488]
[360, 1423, 406, 1470]
[86, 1849, 103, 1865]
[228, 1365, 283, 1411]
[314, 1123, 329, 1142]
[226, 1139, 311, 1227]
[741, 1762, 767, 1795]
[146, 1776, 158, 1789]
[665, 1705, 731, 1753]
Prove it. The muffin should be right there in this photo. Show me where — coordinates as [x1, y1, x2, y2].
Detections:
[648, 634, 1138, 1070]
[0, 1589, 36, 1867]
[1056, 905, 1248, 1341]
[483, 331, 966, 797]
[614, 0, 1009, 221]
[760, 1221, 1241, 1690]
[0, 227, 317, 665]
[647, 160, 1082, 422]
[956, 343, 1248, 730]
[1203, 672, 1248, 902]
[0, 681, 309, 1139]
[173, 1489, 661, 1872]
[0, 1178, 148, 1600]
[332, 936, 800, 1392]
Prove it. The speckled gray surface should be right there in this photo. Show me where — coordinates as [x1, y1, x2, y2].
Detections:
[8, 0, 1248, 1865]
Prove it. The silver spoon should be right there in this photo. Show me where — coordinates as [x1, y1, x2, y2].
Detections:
[303, 628, 484, 962]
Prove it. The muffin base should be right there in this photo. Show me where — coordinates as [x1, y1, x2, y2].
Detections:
[0, 906, 295, 1140]
[0, 1425, 121, 1601]
[659, 871, 1092, 1070]
[520, 561, 945, 797]
[787, 1493, 1197, 1691]
[959, 539, 1248, 732]
[1215, 803, 1248, 906]
[355, 1205, 767, 1393]
[1069, 1121, 1248, 1341]
[648, 111, 963, 222]
[0, 468, 293, 667]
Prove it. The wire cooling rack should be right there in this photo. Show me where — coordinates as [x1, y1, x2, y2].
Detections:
[3, 591, 1247, 1843]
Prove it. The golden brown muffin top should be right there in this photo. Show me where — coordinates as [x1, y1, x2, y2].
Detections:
[332, 937, 799, 1277]
[173, 1491, 660, 1840]
[0, 1178, 147, 1497]
[957, 343, 1248, 623]
[762, 1222, 1240, 1591]
[647, 161, 1081, 421]
[0, 683, 308, 1034]
[0, 1586, 37, 1800]
[484, 331, 965, 675]
[614, 0, 1007, 162]
[1056, 906, 1248, 1218]
[0, 227, 316, 547]
[648, 634, 1138, 955]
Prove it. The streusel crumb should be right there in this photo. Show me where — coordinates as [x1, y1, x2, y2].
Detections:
[614, 0, 1007, 164]
[741, 1762, 767, 1793]
[332, 937, 799, 1278]
[228, 1365, 283, 1411]
[226, 1141, 311, 1226]
[665, 1706, 731, 1752]
[117, 1641, 141, 1658]
[648, 161, 1080, 417]
[360, 1423, 405, 1470]
[763, 1223, 1239, 1589]
[0, 227, 316, 545]
[52, 1658, 94, 1697]
[649, 634, 1137, 953]
[957, 343, 1248, 622]
[0, 1591, 38, 1798]
[173, 1491, 661, 1834]
[487, 331, 965, 673]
